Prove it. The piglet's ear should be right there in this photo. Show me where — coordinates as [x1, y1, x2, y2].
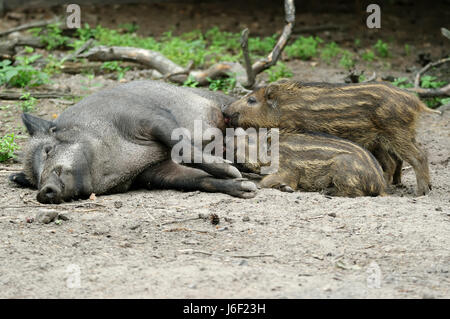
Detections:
[264, 83, 279, 109]
[22, 113, 55, 136]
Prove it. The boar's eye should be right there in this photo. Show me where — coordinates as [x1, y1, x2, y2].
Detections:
[247, 96, 257, 105]
[44, 145, 53, 155]
[53, 166, 62, 176]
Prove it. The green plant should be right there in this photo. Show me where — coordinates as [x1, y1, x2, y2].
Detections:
[265, 62, 293, 82]
[31, 23, 71, 50]
[361, 50, 376, 62]
[101, 61, 130, 80]
[404, 44, 411, 56]
[354, 38, 361, 47]
[392, 77, 413, 88]
[0, 57, 49, 88]
[320, 42, 340, 64]
[339, 51, 355, 68]
[207, 76, 236, 93]
[285, 36, 323, 60]
[420, 75, 447, 89]
[374, 39, 389, 58]
[118, 23, 139, 33]
[19, 93, 37, 112]
[182, 75, 199, 87]
[0, 133, 19, 162]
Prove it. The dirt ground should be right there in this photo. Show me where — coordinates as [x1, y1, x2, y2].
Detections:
[1, 1, 450, 299]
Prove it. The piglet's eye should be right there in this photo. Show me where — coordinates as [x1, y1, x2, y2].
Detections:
[247, 97, 257, 104]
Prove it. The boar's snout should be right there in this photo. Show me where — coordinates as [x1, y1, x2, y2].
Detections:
[37, 184, 63, 204]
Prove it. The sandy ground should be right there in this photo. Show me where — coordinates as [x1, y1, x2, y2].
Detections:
[0, 104, 449, 299]
[0, 1, 449, 299]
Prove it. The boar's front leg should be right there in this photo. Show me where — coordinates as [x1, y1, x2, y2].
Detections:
[131, 111, 241, 179]
[135, 160, 257, 198]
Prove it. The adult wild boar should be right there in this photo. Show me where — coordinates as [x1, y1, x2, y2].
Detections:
[9, 80, 257, 203]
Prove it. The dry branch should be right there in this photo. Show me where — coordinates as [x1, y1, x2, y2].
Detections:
[61, 38, 94, 63]
[442, 28, 450, 40]
[0, 36, 44, 58]
[414, 57, 450, 88]
[240, 28, 255, 88]
[79, 45, 185, 76]
[251, 0, 295, 75]
[0, 18, 60, 37]
[0, 91, 76, 100]
[407, 84, 450, 98]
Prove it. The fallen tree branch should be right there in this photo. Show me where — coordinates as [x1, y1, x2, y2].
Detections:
[0, 18, 60, 37]
[61, 38, 94, 63]
[0, 91, 76, 100]
[0, 36, 45, 58]
[407, 84, 450, 98]
[414, 57, 450, 88]
[79, 45, 185, 76]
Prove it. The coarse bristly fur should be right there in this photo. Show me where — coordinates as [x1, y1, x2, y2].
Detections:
[223, 79, 439, 196]
[236, 129, 386, 197]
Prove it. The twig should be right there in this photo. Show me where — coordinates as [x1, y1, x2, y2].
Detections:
[251, 0, 295, 75]
[414, 57, 450, 88]
[442, 28, 450, 40]
[0, 18, 60, 37]
[240, 28, 255, 88]
[407, 84, 450, 98]
[61, 38, 94, 63]
[178, 249, 274, 258]
[0, 91, 76, 100]
[362, 72, 377, 83]
[160, 216, 202, 226]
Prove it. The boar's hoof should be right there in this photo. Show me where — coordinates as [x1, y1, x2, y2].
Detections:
[227, 179, 257, 199]
[416, 183, 431, 196]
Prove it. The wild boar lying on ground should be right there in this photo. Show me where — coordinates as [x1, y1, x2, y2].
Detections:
[223, 80, 439, 196]
[232, 129, 386, 197]
[9, 80, 257, 204]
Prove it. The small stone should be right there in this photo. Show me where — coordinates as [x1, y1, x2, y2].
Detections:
[435, 207, 442, 212]
[54, 220, 62, 226]
[25, 217, 34, 223]
[58, 213, 69, 221]
[36, 210, 58, 224]
[217, 226, 228, 231]
[242, 216, 250, 222]
[239, 260, 248, 266]
[114, 201, 123, 209]
[209, 213, 220, 225]
[328, 213, 337, 218]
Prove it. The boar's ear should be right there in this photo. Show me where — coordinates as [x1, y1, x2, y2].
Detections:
[22, 113, 55, 136]
[264, 83, 279, 109]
